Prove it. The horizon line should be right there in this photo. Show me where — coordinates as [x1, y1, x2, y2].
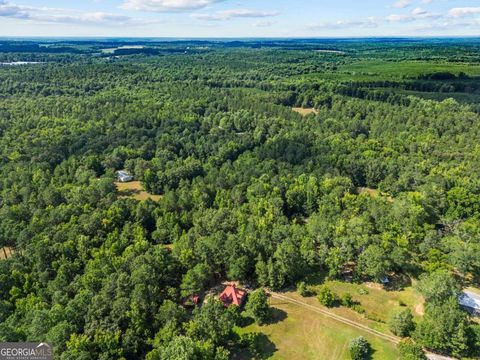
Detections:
[0, 35, 479, 40]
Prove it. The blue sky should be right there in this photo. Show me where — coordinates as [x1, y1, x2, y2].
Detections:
[0, 0, 479, 37]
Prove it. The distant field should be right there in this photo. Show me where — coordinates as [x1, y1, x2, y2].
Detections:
[115, 181, 161, 202]
[236, 295, 399, 360]
[302, 60, 480, 81]
[292, 107, 318, 116]
[400, 90, 480, 105]
[342, 60, 480, 79]
[0, 247, 14, 260]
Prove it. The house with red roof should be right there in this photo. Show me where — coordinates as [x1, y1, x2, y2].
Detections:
[219, 284, 246, 307]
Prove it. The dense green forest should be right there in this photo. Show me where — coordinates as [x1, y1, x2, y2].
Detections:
[0, 38, 480, 359]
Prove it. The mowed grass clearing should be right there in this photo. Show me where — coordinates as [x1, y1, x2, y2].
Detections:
[0, 247, 14, 260]
[236, 295, 399, 360]
[292, 107, 318, 116]
[323, 280, 424, 325]
[115, 181, 162, 202]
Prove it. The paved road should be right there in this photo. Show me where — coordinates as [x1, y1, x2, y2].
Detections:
[267, 290, 458, 360]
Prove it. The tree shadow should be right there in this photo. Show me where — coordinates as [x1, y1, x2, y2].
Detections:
[384, 273, 412, 292]
[238, 315, 255, 328]
[257, 333, 277, 359]
[366, 344, 375, 360]
[266, 307, 287, 325]
[231, 333, 278, 360]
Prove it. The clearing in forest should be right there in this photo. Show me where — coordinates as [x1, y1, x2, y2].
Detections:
[115, 181, 162, 202]
[235, 295, 399, 360]
[235, 277, 425, 359]
[0, 247, 14, 260]
[358, 187, 394, 202]
[292, 107, 318, 116]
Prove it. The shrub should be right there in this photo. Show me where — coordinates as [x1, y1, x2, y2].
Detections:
[358, 288, 369, 295]
[398, 338, 426, 360]
[388, 308, 415, 337]
[342, 292, 354, 307]
[297, 282, 316, 297]
[348, 336, 370, 360]
[352, 304, 365, 314]
[318, 286, 336, 307]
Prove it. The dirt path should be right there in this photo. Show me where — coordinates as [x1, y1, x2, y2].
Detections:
[267, 291, 458, 360]
[268, 291, 400, 344]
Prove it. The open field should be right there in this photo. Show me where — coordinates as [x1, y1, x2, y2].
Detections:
[341, 60, 480, 79]
[115, 181, 162, 202]
[236, 294, 399, 360]
[292, 107, 318, 116]
[322, 280, 424, 323]
[300, 60, 480, 82]
[0, 247, 14, 260]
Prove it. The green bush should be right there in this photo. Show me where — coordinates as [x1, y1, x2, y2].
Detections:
[398, 338, 426, 360]
[358, 288, 369, 295]
[352, 304, 365, 314]
[388, 308, 415, 337]
[297, 282, 316, 297]
[342, 292, 354, 307]
[348, 336, 370, 360]
[318, 286, 336, 308]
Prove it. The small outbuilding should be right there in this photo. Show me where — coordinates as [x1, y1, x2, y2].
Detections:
[459, 290, 480, 316]
[182, 294, 201, 308]
[219, 284, 246, 307]
[116, 170, 133, 183]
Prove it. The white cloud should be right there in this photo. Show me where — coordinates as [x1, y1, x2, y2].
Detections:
[192, 9, 279, 21]
[393, 0, 412, 9]
[307, 17, 379, 30]
[121, 0, 226, 12]
[253, 20, 275, 27]
[0, 1, 154, 26]
[386, 13, 413, 22]
[387, 7, 437, 22]
[411, 7, 427, 16]
[448, 7, 480, 18]
[414, 18, 480, 32]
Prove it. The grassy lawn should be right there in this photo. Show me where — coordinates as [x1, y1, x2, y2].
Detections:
[322, 280, 424, 323]
[235, 295, 399, 360]
[233, 274, 425, 359]
[115, 181, 162, 202]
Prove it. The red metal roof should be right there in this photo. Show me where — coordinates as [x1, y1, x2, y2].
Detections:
[219, 284, 246, 307]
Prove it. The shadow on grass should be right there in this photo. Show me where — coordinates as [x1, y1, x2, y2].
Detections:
[238, 315, 255, 328]
[231, 333, 278, 360]
[266, 307, 287, 325]
[366, 343, 375, 360]
[256, 333, 277, 359]
[385, 273, 412, 292]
